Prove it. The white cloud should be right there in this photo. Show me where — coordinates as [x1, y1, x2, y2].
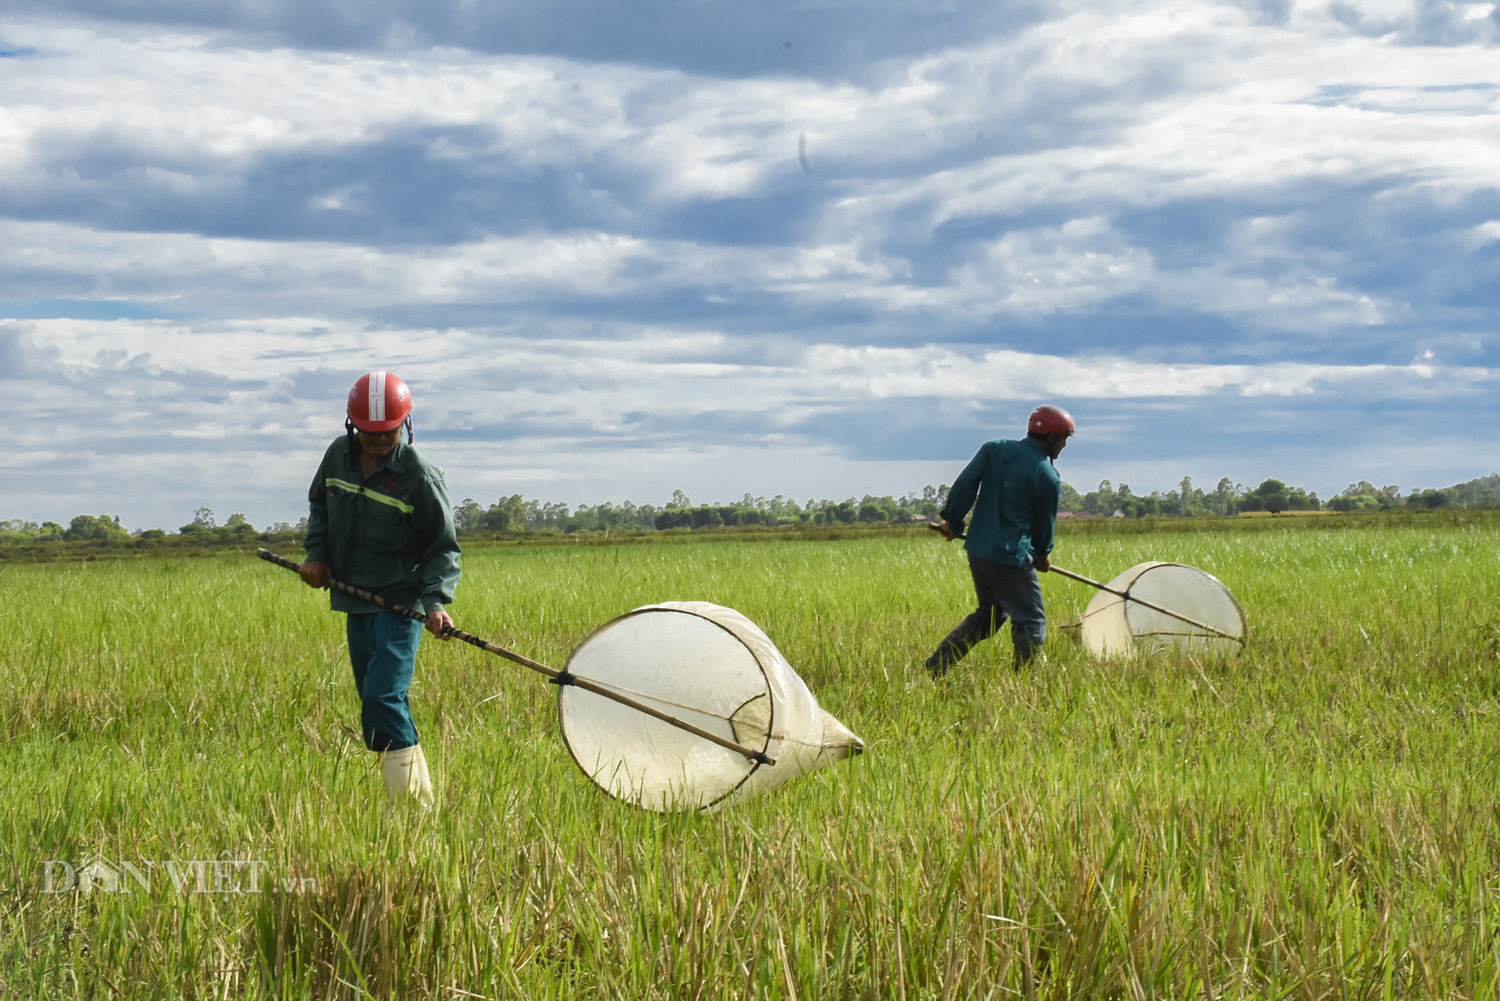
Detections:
[1, 2, 1497, 529]
[798, 343, 1492, 400]
[15, 314, 1490, 438]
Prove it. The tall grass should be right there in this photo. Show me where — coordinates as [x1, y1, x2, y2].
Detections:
[3, 520, 1498, 998]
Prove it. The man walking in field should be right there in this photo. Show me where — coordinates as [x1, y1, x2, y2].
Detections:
[297, 371, 461, 808]
[925, 405, 1074, 677]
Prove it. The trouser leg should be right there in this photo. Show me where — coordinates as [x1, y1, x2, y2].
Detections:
[346, 611, 423, 752]
[924, 613, 1000, 676]
[983, 560, 1046, 666]
[926, 555, 1048, 675]
[925, 557, 1008, 676]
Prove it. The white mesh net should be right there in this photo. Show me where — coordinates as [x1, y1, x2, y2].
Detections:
[556, 601, 863, 812]
[1070, 562, 1246, 658]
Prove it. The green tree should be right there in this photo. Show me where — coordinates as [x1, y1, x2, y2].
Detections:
[0, 520, 42, 544]
[690, 506, 724, 529]
[1328, 494, 1378, 512]
[64, 514, 130, 542]
[858, 495, 898, 523]
[1109, 483, 1158, 519]
[1160, 475, 1207, 517]
[1251, 479, 1290, 514]
[1207, 478, 1240, 517]
[1330, 481, 1379, 513]
[898, 484, 948, 520]
[653, 508, 692, 530]
[453, 498, 485, 534]
[1416, 488, 1450, 509]
[1449, 474, 1500, 508]
[483, 495, 527, 532]
[1082, 480, 1119, 517]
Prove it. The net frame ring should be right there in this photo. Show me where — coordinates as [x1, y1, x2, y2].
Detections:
[1128, 561, 1247, 646]
[1077, 561, 1247, 658]
[556, 605, 776, 812]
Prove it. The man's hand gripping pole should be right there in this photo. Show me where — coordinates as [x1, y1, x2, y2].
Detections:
[254, 549, 774, 765]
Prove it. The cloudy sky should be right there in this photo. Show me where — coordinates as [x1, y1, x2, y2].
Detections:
[2, 0, 1496, 531]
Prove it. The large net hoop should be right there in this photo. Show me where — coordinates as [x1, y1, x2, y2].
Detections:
[557, 601, 863, 812]
[1071, 562, 1246, 658]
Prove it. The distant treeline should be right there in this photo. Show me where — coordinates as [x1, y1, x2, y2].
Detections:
[4, 475, 1497, 547]
[449, 475, 1499, 534]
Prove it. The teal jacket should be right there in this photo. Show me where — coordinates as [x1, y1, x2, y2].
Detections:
[304, 436, 461, 615]
[940, 437, 1060, 568]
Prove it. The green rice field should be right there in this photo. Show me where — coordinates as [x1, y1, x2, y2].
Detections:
[4, 515, 1499, 999]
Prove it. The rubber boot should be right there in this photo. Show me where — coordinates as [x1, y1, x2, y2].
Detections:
[381, 744, 435, 809]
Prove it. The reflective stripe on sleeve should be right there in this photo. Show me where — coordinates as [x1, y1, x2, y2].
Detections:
[325, 477, 415, 514]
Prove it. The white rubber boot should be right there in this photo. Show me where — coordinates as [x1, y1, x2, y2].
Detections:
[381, 744, 435, 809]
[410, 744, 434, 808]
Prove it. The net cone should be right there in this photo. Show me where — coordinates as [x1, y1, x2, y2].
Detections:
[1072, 562, 1246, 658]
[557, 601, 863, 812]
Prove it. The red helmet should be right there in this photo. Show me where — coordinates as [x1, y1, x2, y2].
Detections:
[347, 371, 412, 432]
[1028, 404, 1075, 437]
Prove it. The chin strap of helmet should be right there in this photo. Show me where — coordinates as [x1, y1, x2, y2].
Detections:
[344, 416, 413, 447]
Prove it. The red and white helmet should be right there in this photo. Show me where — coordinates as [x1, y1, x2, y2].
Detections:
[1028, 404, 1075, 437]
[347, 371, 412, 433]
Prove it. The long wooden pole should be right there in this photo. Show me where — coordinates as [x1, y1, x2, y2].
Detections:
[1045, 564, 1243, 643]
[925, 523, 1242, 643]
[255, 548, 774, 764]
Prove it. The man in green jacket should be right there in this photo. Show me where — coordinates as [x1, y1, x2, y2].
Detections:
[925, 405, 1075, 677]
[298, 371, 461, 807]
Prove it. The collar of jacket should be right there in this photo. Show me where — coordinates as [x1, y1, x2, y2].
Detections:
[1020, 434, 1055, 467]
[345, 436, 411, 475]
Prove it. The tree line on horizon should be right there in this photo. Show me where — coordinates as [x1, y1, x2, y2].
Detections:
[6, 474, 1495, 547]
[450, 474, 1497, 534]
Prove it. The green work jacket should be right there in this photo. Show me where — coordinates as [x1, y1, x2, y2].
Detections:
[304, 436, 461, 615]
[940, 436, 1060, 568]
